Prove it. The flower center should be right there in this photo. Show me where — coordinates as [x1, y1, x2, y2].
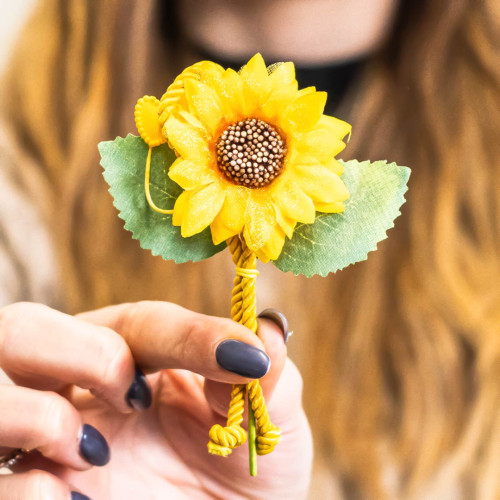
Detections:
[216, 119, 287, 188]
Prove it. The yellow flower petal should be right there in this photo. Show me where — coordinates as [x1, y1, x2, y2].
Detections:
[295, 118, 350, 164]
[268, 62, 296, 87]
[280, 91, 327, 136]
[243, 195, 276, 252]
[272, 179, 315, 224]
[177, 109, 206, 133]
[197, 61, 226, 90]
[314, 200, 346, 213]
[296, 86, 316, 97]
[290, 146, 345, 174]
[210, 186, 249, 245]
[172, 190, 190, 226]
[255, 226, 286, 263]
[210, 216, 239, 245]
[260, 83, 298, 123]
[221, 68, 248, 119]
[184, 79, 224, 137]
[294, 164, 349, 203]
[164, 115, 210, 164]
[258, 62, 299, 121]
[168, 158, 217, 190]
[196, 63, 237, 122]
[316, 114, 351, 141]
[274, 205, 296, 239]
[241, 53, 268, 78]
[214, 187, 248, 234]
[181, 182, 226, 237]
[323, 157, 344, 176]
[239, 53, 271, 112]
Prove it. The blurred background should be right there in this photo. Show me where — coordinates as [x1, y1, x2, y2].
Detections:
[0, 2, 35, 75]
[0, 1, 499, 499]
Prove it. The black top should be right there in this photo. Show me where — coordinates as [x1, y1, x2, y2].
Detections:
[191, 47, 364, 115]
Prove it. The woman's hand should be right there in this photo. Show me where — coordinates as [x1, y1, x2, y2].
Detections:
[0, 302, 312, 499]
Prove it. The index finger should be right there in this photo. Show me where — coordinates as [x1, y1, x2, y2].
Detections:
[0, 302, 137, 413]
[78, 301, 270, 384]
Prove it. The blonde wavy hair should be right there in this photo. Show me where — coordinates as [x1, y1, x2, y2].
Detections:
[1, 0, 499, 498]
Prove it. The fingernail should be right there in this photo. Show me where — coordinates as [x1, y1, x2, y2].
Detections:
[258, 308, 292, 344]
[79, 424, 110, 467]
[71, 492, 92, 500]
[126, 366, 152, 410]
[216, 339, 270, 378]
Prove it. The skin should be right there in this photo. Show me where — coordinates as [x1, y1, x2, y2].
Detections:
[179, 0, 400, 64]
[0, 301, 311, 499]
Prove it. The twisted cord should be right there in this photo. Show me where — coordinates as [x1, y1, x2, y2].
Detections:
[207, 235, 281, 458]
[207, 384, 247, 457]
[229, 237, 258, 330]
[158, 61, 222, 129]
[207, 236, 256, 456]
[247, 380, 282, 455]
[229, 237, 281, 456]
[158, 61, 205, 126]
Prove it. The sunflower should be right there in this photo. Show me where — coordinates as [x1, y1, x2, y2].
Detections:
[160, 53, 351, 262]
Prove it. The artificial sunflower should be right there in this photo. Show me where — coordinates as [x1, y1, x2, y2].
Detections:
[161, 53, 351, 262]
[102, 50, 410, 477]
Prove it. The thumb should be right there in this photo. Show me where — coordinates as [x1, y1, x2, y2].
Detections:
[204, 314, 288, 418]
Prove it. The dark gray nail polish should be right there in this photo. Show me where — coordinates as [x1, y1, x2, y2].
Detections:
[71, 492, 92, 500]
[126, 366, 152, 410]
[258, 308, 292, 344]
[79, 424, 110, 467]
[216, 339, 270, 378]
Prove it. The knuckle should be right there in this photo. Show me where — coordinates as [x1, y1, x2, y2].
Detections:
[25, 469, 65, 499]
[121, 300, 197, 361]
[37, 392, 74, 451]
[115, 300, 153, 334]
[96, 329, 132, 391]
[187, 314, 206, 339]
[179, 314, 206, 361]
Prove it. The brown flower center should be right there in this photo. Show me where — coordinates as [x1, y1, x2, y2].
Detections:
[216, 118, 287, 188]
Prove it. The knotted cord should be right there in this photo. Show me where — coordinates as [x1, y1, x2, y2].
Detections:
[207, 235, 281, 474]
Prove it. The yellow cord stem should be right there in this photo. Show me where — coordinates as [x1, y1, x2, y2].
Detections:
[207, 236, 281, 473]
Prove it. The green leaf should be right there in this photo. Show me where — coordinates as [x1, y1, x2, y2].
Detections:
[273, 160, 410, 277]
[99, 134, 226, 263]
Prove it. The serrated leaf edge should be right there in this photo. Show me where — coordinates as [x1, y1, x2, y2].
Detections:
[273, 161, 411, 277]
[99, 135, 227, 264]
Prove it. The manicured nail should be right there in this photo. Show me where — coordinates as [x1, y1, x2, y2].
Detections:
[79, 424, 110, 466]
[71, 492, 92, 500]
[216, 339, 270, 378]
[258, 308, 292, 344]
[126, 366, 152, 410]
